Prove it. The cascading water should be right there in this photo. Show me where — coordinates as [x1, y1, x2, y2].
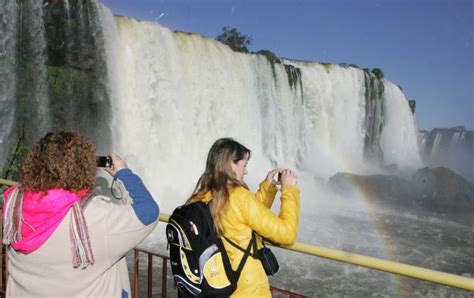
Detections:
[1, 1, 472, 296]
[381, 81, 422, 170]
[16, 1, 51, 148]
[42, 0, 111, 150]
[63, 0, 70, 19]
[419, 126, 474, 182]
[0, 0, 112, 175]
[0, 1, 19, 171]
[103, 16, 421, 211]
[363, 69, 385, 164]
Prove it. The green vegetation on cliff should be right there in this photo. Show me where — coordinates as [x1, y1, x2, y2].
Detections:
[255, 49, 280, 80]
[216, 28, 303, 92]
[47, 65, 89, 129]
[284, 64, 303, 92]
[216, 26, 252, 53]
[363, 68, 385, 163]
[1, 128, 28, 181]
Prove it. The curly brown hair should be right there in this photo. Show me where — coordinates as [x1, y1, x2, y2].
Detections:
[21, 131, 97, 192]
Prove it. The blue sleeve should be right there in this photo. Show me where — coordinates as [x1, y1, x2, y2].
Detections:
[114, 168, 159, 225]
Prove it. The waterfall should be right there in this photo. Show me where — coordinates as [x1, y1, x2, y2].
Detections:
[419, 126, 474, 182]
[380, 81, 422, 171]
[63, 0, 70, 19]
[17, 0, 51, 146]
[0, 1, 422, 189]
[42, 0, 111, 151]
[0, 0, 112, 177]
[284, 61, 369, 177]
[0, 0, 19, 171]
[105, 19, 280, 210]
[99, 15, 422, 212]
[363, 69, 385, 164]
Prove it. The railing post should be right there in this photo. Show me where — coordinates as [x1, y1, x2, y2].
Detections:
[0, 207, 8, 296]
[5, 254, 8, 292]
[162, 256, 168, 298]
[1, 219, 3, 293]
[147, 254, 153, 298]
[133, 249, 139, 298]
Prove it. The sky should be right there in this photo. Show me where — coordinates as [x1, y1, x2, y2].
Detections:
[101, 0, 473, 131]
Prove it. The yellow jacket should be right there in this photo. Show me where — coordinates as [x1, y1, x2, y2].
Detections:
[195, 180, 300, 297]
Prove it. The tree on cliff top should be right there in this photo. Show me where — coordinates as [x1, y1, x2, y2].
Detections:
[216, 26, 252, 53]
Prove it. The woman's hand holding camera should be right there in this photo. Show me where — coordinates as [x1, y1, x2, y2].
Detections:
[103, 154, 128, 176]
[266, 168, 282, 186]
[278, 169, 297, 187]
[266, 168, 298, 186]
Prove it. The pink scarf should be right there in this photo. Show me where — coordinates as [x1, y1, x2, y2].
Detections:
[3, 186, 95, 268]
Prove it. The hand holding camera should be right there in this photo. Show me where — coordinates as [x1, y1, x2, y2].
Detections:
[278, 169, 298, 187]
[266, 168, 298, 186]
[97, 154, 128, 176]
[265, 168, 282, 185]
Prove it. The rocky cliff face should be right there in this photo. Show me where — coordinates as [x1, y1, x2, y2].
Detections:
[41, 0, 111, 147]
[1, 0, 112, 177]
[328, 167, 474, 225]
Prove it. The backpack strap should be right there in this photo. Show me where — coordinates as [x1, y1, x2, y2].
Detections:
[196, 202, 251, 283]
[252, 232, 258, 255]
[223, 232, 258, 258]
[233, 235, 253, 281]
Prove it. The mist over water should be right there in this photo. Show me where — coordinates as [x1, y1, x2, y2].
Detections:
[1, 1, 472, 296]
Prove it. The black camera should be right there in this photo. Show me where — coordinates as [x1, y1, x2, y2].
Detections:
[277, 171, 282, 182]
[96, 156, 112, 168]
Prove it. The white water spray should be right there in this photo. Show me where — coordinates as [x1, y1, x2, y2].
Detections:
[380, 81, 422, 171]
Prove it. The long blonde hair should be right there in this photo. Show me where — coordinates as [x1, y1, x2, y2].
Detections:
[188, 138, 251, 234]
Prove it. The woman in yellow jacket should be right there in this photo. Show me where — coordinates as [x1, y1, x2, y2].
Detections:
[188, 138, 300, 297]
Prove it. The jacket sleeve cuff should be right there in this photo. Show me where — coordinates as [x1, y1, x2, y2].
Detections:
[259, 180, 278, 192]
[281, 185, 300, 193]
[114, 168, 159, 225]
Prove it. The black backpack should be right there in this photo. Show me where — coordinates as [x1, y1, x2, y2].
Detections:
[166, 201, 252, 297]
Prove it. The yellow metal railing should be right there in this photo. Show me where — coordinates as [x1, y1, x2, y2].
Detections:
[1, 179, 473, 292]
[0, 179, 17, 187]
